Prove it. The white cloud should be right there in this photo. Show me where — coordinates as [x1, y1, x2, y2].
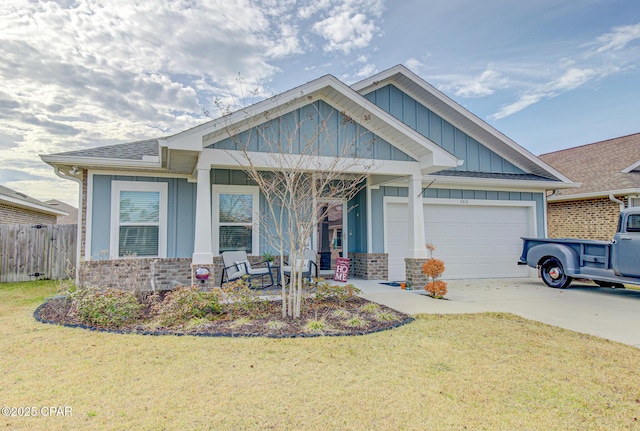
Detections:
[0, 0, 387, 203]
[310, 0, 383, 54]
[593, 22, 640, 54]
[451, 67, 509, 98]
[492, 93, 544, 120]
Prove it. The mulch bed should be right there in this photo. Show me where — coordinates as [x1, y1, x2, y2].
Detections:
[34, 294, 413, 338]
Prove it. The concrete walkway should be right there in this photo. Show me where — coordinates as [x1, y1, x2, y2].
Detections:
[353, 277, 640, 348]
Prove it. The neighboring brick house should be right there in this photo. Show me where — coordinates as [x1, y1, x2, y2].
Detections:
[45, 199, 79, 225]
[539, 133, 640, 240]
[0, 185, 68, 225]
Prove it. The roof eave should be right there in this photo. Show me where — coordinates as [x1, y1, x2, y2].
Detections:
[548, 188, 640, 202]
[40, 154, 162, 170]
[422, 174, 579, 191]
[0, 195, 68, 216]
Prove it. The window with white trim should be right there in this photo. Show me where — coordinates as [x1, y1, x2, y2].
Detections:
[213, 185, 259, 254]
[110, 181, 168, 259]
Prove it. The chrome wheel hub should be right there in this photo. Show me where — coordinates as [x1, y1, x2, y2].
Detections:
[548, 267, 561, 280]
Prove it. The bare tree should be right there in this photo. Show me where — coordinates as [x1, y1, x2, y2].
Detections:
[215, 97, 375, 318]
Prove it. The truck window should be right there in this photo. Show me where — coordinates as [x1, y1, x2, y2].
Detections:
[628, 214, 640, 232]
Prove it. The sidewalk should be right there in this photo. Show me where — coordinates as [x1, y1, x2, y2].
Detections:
[353, 277, 640, 348]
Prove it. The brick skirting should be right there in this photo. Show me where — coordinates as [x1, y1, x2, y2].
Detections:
[348, 253, 388, 280]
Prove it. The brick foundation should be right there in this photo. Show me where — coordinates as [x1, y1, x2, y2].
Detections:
[80, 258, 216, 291]
[79, 255, 282, 291]
[348, 253, 388, 280]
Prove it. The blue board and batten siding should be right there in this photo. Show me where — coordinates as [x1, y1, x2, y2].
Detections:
[209, 101, 414, 162]
[90, 175, 196, 259]
[364, 84, 526, 174]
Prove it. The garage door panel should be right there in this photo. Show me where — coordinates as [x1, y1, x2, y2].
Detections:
[386, 201, 532, 280]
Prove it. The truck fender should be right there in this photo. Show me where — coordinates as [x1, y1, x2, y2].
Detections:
[526, 243, 580, 276]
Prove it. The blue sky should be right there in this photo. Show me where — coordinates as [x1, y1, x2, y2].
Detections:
[1, 0, 640, 206]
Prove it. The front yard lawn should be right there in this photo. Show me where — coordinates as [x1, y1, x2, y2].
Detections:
[2, 280, 640, 430]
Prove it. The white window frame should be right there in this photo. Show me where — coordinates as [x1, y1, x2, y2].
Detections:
[212, 185, 260, 255]
[110, 181, 168, 259]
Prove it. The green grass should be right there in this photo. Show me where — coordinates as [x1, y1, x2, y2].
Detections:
[2, 280, 640, 430]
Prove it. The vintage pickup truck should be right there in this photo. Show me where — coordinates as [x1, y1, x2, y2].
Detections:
[519, 207, 640, 288]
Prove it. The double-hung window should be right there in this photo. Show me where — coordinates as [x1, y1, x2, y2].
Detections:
[110, 181, 168, 259]
[213, 185, 259, 254]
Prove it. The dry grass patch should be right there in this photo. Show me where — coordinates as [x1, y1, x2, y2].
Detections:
[3, 281, 640, 430]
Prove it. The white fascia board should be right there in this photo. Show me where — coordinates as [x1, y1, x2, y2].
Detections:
[0, 195, 68, 216]
[41, 154, 162, 169]
[621, 160, 640, 173]
[548, 188, 640, 202]
[352, 65, 574, 184]
[421, 174, 580, 192]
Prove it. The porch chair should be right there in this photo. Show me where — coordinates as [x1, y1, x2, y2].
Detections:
[220, 251, 274, 288]
[282, 249, 318, 285]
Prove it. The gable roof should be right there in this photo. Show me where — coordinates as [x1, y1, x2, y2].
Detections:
[166, 73, 461, 174]
[40, 64, 574, 188]
[352, 65, 572, 183]
[539, 132, 640, 201]
[0, 185, 68, 216]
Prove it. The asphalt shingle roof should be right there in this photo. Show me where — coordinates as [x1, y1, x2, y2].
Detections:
[51, 139, 159, 160]
[0, 185, 64, 214]
[538, 133, 640, 197]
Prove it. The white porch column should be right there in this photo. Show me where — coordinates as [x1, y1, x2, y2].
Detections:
[192, 167, 213, 264]
[407, 173, 428, 258]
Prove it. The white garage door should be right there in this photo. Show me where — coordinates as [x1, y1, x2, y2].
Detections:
[386, 200, 533, 280]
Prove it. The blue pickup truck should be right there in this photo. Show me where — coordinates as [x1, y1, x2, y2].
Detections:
[519, 208, 640, 288]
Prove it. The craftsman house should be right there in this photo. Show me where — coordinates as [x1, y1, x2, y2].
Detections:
[42, 65, 574, 289]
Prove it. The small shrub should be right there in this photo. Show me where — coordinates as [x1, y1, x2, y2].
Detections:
[422, 243, 448, 298]
[359, 302, 380, 313]
[220, 279, 268, 317]
[422, 259, 445, 278]
[71, 287, 141, 328]
[186, 317, 211, 329]
[331, 309, 351, 319]
[344, 316, 368, 328]
[265, 320, 287, 331]
[151, 286, 222, 327]
[425, 280, 448, 299]
[229, 317, 252, 329]
[305, 318, 327, 333]
[374, 312, 398, 322]
[315, 282, 362, 303]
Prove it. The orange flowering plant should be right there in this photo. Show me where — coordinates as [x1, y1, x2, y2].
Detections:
[422, 243, 448, 298]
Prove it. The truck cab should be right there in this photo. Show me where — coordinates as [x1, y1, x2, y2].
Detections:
[612, 208, 640, 278]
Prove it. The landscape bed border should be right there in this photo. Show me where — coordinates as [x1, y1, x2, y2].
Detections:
[33, 296, 415, 339]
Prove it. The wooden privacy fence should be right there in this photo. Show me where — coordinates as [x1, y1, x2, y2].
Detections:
[0, 224, 77, 282]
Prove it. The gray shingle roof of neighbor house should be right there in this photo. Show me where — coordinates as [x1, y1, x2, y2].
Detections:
[49, 139, 160, 160]
[0, 185, 68, 216]
[539, 132, 640, 199]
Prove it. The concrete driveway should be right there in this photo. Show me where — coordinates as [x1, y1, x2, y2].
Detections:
[355, 277, 640, 348]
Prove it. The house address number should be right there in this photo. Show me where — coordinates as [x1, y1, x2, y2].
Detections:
[460, 199, 469, 204]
